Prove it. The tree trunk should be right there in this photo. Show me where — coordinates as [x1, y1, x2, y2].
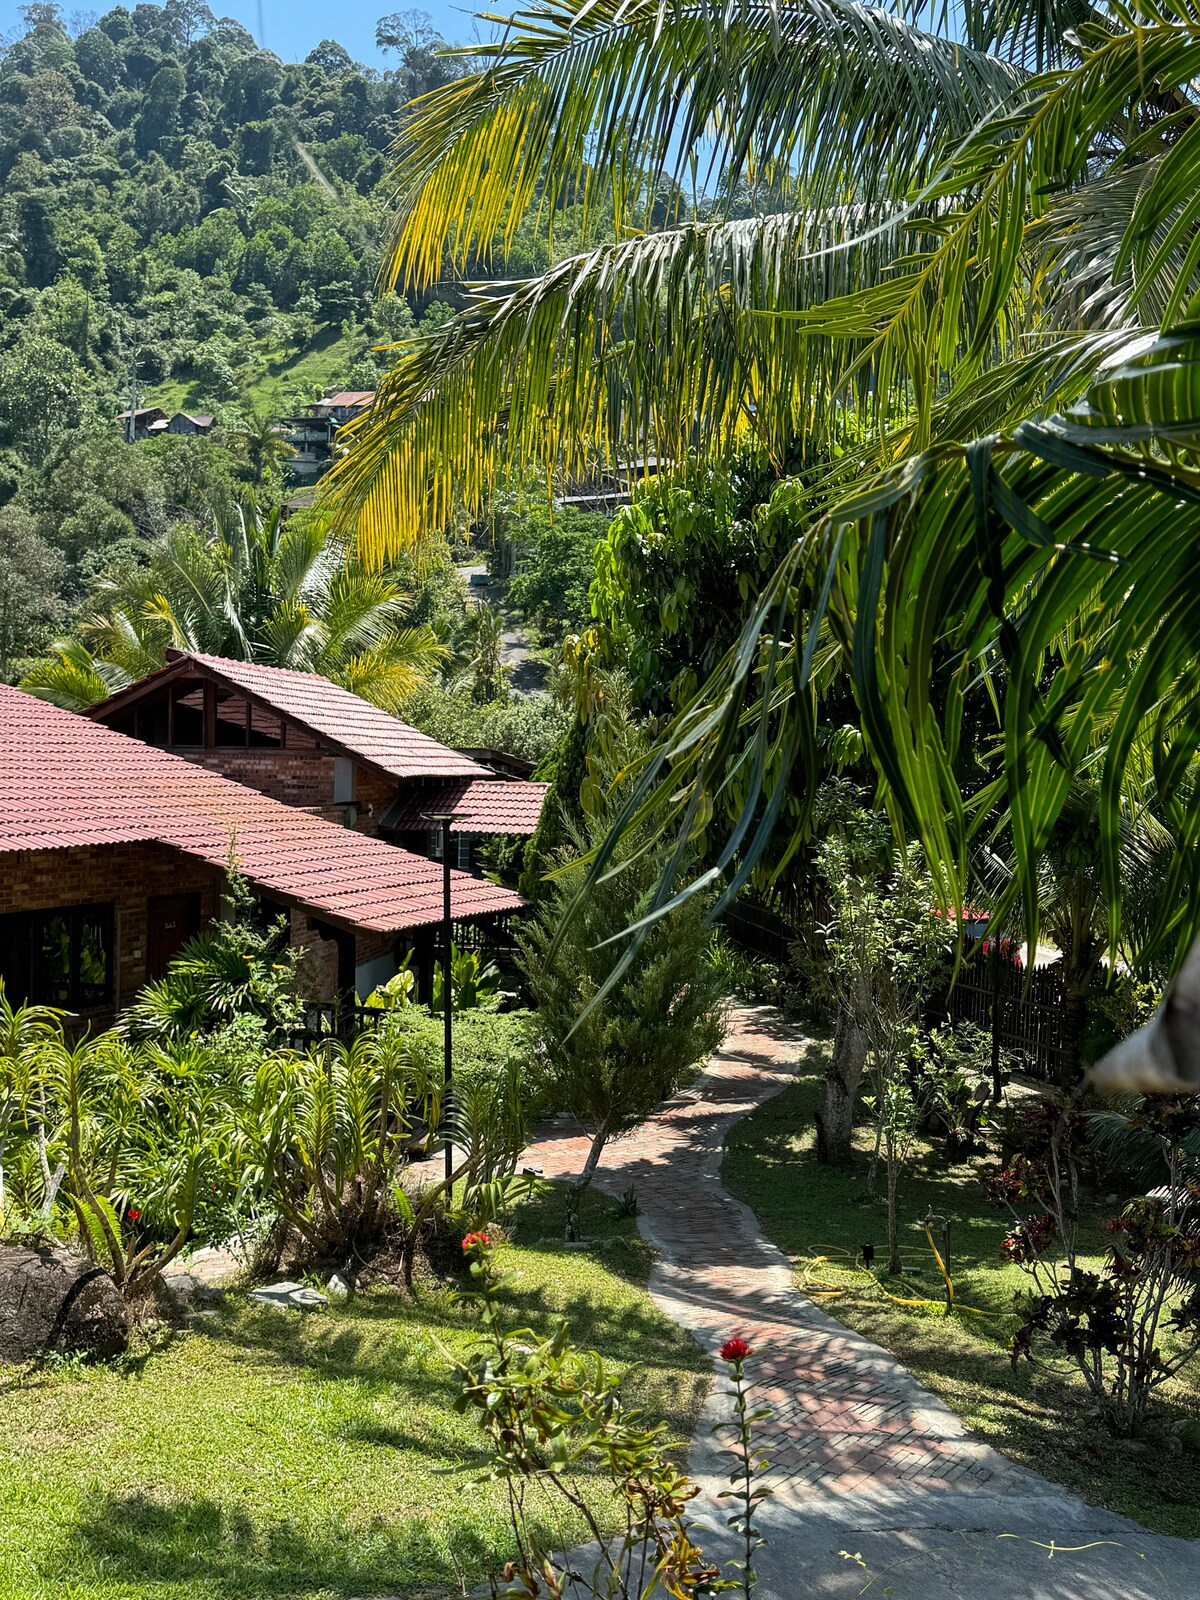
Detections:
[821, 1011, 867, 1165]
[886, 1136, 901, 1275]
[565, 1128, 608, 1241]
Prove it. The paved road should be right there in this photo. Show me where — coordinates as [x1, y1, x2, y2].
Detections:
[524, 1006, 1200, 1598]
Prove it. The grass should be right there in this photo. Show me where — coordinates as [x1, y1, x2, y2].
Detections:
[0, 1185, 708, 1600]
[722, 1034, 1200, 1539]
[242, 328, 359, 411]
[143, 326, 360, 418]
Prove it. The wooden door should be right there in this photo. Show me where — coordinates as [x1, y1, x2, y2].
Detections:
[147, 894, 201, 980]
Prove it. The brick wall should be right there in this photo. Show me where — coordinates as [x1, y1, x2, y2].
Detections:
[354, 769, 396, 837]
[0, 842, 223, 1028]
[177, 751, 399, 839]
[289, 910, 407, 1001]
[180, 749, 336, 810]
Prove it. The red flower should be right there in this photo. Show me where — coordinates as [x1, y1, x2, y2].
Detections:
[719, 1336, 753, 1363]
[126, 1209, 141, 1223]
[461, 1230, 491, 1252]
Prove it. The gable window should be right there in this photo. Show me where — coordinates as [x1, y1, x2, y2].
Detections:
[0, 904, 114, 1010]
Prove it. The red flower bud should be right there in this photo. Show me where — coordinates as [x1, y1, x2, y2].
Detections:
[719, 1336, 753, 1363]
[127, 1209, 141, 1223]
[461, 1230, 491, 1253]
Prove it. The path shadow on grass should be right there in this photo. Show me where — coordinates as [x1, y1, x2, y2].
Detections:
[65, 1488, 509, 1600]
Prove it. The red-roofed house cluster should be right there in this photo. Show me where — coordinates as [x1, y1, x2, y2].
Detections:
[0, 659, 550, 1031]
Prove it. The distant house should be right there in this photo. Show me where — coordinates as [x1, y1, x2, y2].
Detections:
[166, 412, 214, 436]
[0, 684, 522, 1029]
[87, 651, 549, 875]
[116, 406, 167, 440]
[116, 408, 215, 441]
[285, 389, 374, 481]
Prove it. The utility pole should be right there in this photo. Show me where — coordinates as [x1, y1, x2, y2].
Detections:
[125, 355, 139, 444]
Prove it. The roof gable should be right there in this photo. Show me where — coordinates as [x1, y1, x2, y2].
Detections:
[92, 653, 488, 784]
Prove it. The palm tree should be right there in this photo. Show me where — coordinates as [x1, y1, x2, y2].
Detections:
[320, 0, 1200, 1069]
[235, 407, 295, 485]
[22, 498, 448, 714]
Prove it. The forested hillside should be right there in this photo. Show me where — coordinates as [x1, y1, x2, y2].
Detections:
[0, 1, 618, 686]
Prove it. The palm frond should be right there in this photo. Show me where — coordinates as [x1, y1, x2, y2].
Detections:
[388, 0, 1026, 289]
[19, 639, 131, 711]
[327, 206, 912, 556]
[569, 319, 1200, 981]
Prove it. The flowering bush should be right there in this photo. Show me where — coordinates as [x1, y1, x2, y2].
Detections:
[984, 1095, 1200, 1436]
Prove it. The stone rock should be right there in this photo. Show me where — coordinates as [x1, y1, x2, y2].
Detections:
[250, 1280, 327, 1311]
[160, 1266, 226, 1310]
[0, 1244, 130, 1364]
[326, 1274, 350, 1298]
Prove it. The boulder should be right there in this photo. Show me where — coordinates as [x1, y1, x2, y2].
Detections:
[0, 1244, 130, 1364]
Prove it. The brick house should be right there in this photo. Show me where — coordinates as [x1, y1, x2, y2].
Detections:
[0, 686, 522, 1032]
[87, 652, 549, 873]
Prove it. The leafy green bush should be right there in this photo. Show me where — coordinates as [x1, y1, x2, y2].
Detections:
[383, 1006, 534, 1096]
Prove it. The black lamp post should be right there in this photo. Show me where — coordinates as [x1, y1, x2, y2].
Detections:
[423, 811, 461, 1184]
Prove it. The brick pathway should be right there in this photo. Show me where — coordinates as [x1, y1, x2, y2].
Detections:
[524, 1004, 1027, 1507]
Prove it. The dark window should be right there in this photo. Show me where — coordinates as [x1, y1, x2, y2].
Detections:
[215, 689, 247, 747]
[0, 904, 114, 1011]
[248, 706, 283, 747]
[171, 684, 205, 745]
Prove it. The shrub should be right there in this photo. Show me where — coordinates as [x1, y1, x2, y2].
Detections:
[984, 1096, 1200, 1437]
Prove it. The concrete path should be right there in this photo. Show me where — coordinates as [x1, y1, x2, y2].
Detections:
[524, 1006, 1200, 1598]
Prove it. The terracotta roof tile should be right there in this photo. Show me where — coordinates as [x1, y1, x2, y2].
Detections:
[0, 686, 521, 933]
[382, 778, 550, 836]
[172, 654, 488, 782]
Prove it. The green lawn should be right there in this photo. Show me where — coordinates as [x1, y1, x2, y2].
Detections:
[722, 1035, 1200, 1539]
[0, 1186, 708, 1600]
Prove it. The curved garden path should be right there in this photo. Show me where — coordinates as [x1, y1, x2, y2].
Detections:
[523, 1005, 1200, 1598]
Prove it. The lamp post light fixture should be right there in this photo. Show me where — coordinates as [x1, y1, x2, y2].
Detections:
[423, 810, 464, 1185]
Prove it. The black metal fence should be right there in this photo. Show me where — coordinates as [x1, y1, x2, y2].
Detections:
[930, 956, 1071, 1081]
[720, 897, 796, 963]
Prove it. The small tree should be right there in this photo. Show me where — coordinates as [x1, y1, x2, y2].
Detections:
[818, 835, 951, 1272]
[520, 816, 727, 1239]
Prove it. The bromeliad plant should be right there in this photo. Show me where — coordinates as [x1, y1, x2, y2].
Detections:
[1, 1022, 233, 1296]
[985, 1097, 1200, 1437]
[455, 1230, 724, 1600]
[230, 1027, 438, 1273]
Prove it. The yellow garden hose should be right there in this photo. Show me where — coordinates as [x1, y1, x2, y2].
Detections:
[797, 1236, 1003, 1320]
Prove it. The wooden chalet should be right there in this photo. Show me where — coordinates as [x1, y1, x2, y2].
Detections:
[0, 686, 523, 1031]
[87, 652, 549, 874]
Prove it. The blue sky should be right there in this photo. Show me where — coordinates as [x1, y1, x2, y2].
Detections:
[0, 0, 489, 67]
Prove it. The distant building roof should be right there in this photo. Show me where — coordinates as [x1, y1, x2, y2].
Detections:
[0, 685, 520, 934]
[382, 778, 550, 836]
[323, 390, 374, 408]
[172, 412, 214, 427]
[91, 652, 489, 784]
[116, 407, 167, 422]
[147, 419, 170, 432]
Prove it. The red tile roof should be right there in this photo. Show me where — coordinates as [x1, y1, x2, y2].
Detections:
[0, 686, 521, 934]
[383, 778, 550, 836]
[94, 653, 488, 783]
